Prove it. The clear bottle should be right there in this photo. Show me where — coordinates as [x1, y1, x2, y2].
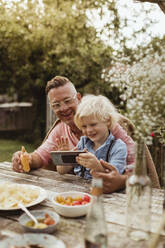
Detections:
[84, 178, 108, 248]
[126, 139, 152, 241]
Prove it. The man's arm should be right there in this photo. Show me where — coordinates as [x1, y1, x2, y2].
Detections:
[30, 152, 43, 169]
[12, 120, 66, 173]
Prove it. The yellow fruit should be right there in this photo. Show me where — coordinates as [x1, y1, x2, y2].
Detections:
[74, 196, 82, 201]
[21, 146, 30, 172]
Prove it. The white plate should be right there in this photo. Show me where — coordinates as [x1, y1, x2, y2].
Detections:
[0, 183, 47, 210]
[0, 233, 66, 248]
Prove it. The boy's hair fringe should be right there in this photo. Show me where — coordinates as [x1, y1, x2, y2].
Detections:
[74, 94, 119, 130]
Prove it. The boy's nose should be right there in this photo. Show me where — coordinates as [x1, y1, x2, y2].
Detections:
[86, 126, 93, 132]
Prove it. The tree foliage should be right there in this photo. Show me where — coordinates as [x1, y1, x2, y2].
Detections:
[103, 36, 165, 144]
[0, 0, 164, 144]
[0, 0, 119, 141]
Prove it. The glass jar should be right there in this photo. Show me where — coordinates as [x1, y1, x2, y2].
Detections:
[126, 139, 152, 241]
[84, 178, 108, 248]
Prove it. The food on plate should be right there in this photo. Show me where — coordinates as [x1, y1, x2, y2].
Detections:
[21, 146, 30, 172]
[0, 182, 40, 209]
[25, 213, 55, 229]
[56, 194, 91, 206]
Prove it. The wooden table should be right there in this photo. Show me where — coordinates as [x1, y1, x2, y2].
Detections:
[0, 161, 165, 248]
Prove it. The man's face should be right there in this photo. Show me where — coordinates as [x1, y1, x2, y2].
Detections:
[48, 84, 81, 126]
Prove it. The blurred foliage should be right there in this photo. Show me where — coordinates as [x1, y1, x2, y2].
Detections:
[103, 36, 165, 144]
[0, 0, 163, 144]
[0, 0, 120, 142]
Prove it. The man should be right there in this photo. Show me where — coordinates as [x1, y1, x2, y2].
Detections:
[12, 76, 132, 193]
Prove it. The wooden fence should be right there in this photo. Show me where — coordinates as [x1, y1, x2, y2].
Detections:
[0, 102, 34, 131]
[150, 144, 165, 187]
[46, 97, 56, 132]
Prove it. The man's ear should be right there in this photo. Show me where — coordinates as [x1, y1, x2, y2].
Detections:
[77, 92, 82, 102]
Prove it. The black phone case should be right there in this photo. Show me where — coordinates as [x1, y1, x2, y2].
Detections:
[50, 151, 85, 166]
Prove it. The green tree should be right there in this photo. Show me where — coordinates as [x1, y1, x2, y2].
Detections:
[0, 0, 118, 142]
[0, 0, 160, 143]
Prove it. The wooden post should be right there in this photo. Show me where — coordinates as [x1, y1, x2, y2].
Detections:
[46, 96, 56, 132]
[160, 144, 165, 187]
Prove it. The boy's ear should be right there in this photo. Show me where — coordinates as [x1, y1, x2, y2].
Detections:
[106, 116, 112, 130]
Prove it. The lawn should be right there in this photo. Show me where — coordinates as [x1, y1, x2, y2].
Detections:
[0, 139, 37, 162]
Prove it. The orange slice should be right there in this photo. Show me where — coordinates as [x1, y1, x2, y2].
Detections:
[21, 146, 30, 172]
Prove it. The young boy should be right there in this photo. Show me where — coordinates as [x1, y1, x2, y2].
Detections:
[56, 94, 127, 179]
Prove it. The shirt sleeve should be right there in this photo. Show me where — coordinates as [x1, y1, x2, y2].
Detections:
[108, 139, 127, 174]
[35, 122, 79, 166]
[35, 127, 60, 166]
[112, 123, 135, 165]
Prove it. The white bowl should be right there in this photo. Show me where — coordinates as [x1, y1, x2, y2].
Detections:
[19, 209, 60, 233]
[51, 191, 92, 218]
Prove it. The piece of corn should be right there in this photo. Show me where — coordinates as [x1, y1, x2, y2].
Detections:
[21, 146, 30, 172]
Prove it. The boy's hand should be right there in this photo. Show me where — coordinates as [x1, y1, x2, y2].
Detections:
[76, 151, 103, 171]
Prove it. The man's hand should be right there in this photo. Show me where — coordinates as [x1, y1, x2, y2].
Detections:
[12, 150, 31, 173]
[91, 159, 128, 194]
[55, 137, 73, 174]
[55, 137, 69, 151]
[12, 150, 42, 172]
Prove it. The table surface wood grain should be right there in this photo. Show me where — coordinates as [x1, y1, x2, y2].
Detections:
[0, 161, 164, 248]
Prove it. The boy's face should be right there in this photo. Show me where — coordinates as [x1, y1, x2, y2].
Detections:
[81, 116, 109, 146]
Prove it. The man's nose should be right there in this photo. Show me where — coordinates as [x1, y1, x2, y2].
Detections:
[58, 102, 69, 111]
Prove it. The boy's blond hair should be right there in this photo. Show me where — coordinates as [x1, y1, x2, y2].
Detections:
[74, 94, 119, 130]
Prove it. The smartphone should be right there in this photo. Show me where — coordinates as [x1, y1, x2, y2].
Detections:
[50, 151, 85, 166]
